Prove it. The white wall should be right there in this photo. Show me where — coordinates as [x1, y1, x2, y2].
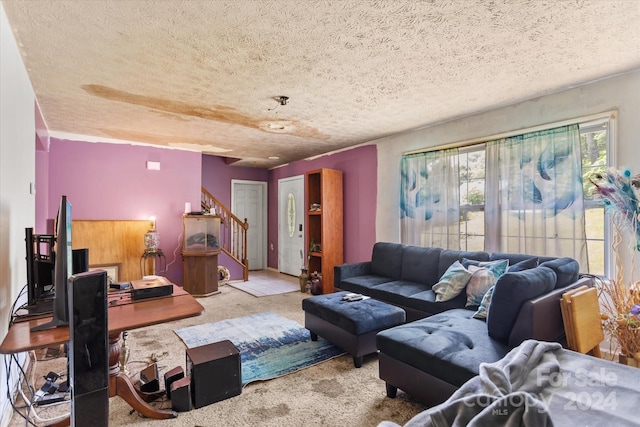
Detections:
[0, 3, 36, 426]
[376, 70, 640, 279]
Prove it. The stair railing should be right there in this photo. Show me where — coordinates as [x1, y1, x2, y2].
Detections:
[201, 187, 249, 281]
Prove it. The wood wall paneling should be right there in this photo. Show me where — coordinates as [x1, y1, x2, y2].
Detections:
[71, 220, 154, 282]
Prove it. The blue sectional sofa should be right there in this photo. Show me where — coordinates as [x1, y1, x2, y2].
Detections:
[334, 242, 589, 405]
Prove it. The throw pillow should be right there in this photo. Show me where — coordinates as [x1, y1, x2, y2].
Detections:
[507, 257, 539, 272]
[462, 258, 509, 279]
[432, 261, 472, 302]
[472, 284, 495, 319]
[465, 265, 497, 307]
[538, 257, 579, 289]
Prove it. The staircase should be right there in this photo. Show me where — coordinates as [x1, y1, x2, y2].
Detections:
[201, 187, 249, 281]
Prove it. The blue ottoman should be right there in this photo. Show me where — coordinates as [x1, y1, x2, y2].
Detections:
[302, 292, 406, 368]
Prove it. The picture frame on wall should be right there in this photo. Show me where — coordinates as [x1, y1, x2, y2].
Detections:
[89, 263, 120, 284]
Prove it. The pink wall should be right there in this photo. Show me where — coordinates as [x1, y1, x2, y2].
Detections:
[267, 145, 377, 269]
[201, 155, 268, 280]
[44, 138, 201, 284]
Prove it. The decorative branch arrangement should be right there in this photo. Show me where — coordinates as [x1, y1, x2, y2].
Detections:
[589, 168, 640, 362]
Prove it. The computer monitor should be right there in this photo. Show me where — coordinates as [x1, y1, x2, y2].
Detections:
[32, 195, 73, 331]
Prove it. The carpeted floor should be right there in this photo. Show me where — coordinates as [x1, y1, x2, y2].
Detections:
[8, 270, 426, 427]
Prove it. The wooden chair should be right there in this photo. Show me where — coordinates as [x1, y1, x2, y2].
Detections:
[560, 286, 604, 357]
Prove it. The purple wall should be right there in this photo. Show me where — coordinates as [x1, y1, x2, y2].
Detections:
[201, 155, 269, 280]
[44, 138, 201, 285]
[267, 145, 377, 269]
[38, 140, 376, 285]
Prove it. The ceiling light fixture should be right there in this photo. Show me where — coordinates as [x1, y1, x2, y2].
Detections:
[275, 96, 289, 105]
[268, 96, 290, 111]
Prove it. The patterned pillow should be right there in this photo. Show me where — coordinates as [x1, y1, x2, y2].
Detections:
[473, 284, 495, 319]
[462, 258, 509, 279]
[465, 265, 498, 307]
[432, 261, 472, 302]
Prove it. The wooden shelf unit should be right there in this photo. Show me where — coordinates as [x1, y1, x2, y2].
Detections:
[305, 168, 343, 294]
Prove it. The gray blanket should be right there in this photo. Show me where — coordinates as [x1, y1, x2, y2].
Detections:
[379, 340, 561, 427]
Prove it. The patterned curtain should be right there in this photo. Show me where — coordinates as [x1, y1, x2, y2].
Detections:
[400, 149, 460, 249]
[485, 124, 589, 269]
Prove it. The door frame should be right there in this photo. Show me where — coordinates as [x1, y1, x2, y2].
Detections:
[231, 179, 268, 270]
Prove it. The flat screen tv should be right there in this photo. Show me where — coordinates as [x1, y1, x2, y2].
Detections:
[32, 195, 73, 331]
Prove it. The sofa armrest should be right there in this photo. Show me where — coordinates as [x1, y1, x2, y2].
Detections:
[334, 262, 372, 285]
[508, 276, 594, 347]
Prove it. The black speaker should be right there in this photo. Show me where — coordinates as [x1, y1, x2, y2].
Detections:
[164, 366, 184, 399]
[186, 340, 241, 408]
[170, 377, 192, 412]
[67, 270, 109, 427]
[72, 248, 89, 274]
[139, 363, 160, 393]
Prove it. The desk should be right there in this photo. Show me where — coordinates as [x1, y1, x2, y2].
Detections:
[1, 285, 204, 422]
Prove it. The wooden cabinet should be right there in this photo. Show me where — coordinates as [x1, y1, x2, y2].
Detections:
[305, 168, 343, 294]
[181, 215, 222, 297]
[182, 251, 220, 296]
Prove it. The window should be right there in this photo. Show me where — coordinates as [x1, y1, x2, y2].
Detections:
[579, 120, 609, 275]
[459, 145, 486, 252]
[401, 114, 614, 274]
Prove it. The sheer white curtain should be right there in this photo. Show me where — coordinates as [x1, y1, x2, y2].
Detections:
[400, 149, 460, 249]
[485, 124, 588, 268]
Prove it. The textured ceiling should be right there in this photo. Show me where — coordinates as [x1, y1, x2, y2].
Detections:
[3, 0, 640, 168]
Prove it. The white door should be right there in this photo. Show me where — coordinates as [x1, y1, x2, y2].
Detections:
[278, 175, 304, 276]
[232, 181, 266, 270]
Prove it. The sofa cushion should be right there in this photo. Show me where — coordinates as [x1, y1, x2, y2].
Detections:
[400, 246, 442, 285]
[340, 275, 393, 295]
[432, 261, 472, 302]
[487, 267, 557, 344]
[376, 309, 510, 386]
[437, 250, 489, 278]
[490, 252, 540, 265]
[404, 289, 468, 315]
[368, 280, 432, 307]
[539, 257, 579, 289]
[370, 242, 404, 280]
[508, 257, 539, 272]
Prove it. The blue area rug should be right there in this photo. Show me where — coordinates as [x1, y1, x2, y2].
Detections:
[174, 312, 345, 386]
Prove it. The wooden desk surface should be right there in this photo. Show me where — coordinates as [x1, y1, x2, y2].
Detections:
[1, 285, 204, 354]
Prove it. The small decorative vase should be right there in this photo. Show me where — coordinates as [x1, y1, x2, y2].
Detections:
[299, 268, 309, 293]
[310, 271, 322, 295]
